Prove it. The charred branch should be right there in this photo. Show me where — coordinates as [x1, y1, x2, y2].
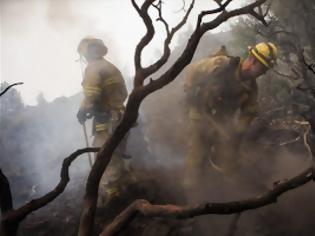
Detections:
[0, 82, 23, 97]
[257, 0, 272, 18]
[78, 1, 269, 235]
[298, 49, 315, 97]
[131, 0, 155, 86]
[0, 148, 99, 236]
[144, 0, 195, 79]
[9, 147, 100, 221]
[197, 0, 233, 26]
[101, 166, 314, 236]
[144, 0, 268, 96]
[249, 9, 268, 26]
[301, 52, 315, 75]
[152, 1, 170, 36]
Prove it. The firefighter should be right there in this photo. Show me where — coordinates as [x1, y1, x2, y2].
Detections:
[184, 42, 278, 184]
[76, 37, 128, 204]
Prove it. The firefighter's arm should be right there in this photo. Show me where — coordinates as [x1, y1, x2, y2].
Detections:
[80, 67, 102, 113]
[77, 68, 102, 124]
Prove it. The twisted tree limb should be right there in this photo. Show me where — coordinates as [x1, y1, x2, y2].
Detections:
[0, 82, 23, 97]
[131, 0, 156, 85]
[146, 0, 195, 79]
[101, 166, 314, 236]
[78, 1, 268, 235]
[0, 147, 100, 236]
[152, 0, 171, 36]
[249, 9, 268, 26]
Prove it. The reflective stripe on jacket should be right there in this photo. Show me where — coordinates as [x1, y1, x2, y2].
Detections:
[80, 58, 128, 113]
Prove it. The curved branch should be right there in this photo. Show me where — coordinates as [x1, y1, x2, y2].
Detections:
[132, 0, 156, 86]
[101, 166, 314, 236]
[302, 55, 315, 75]
[0, 82, 23, 97]
[170, 0, 195, 38]
[78, 1, 268, 235]
[249, 9, 268, 26]
[197, 0, 233, 26]
[298, 49, 315, 98]
[130, 0, 141, 15]
[152, 0, 170, 36]
[143, 0, 268, 95]
[3, 147, 100, 223]
[143, 0, 195, 78]
[262, 1, 272, 17]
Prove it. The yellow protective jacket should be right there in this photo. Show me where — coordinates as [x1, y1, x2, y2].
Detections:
[80, 58, 128, 132]
[185, 54, 258, 131]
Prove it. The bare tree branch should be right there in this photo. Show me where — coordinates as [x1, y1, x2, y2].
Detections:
[143, 0, 195, 78]
[301, 53, 315, 75]
[78, 1, 268, 235]
[10, 147, 100, 221]
[262, 1, 272, 17]
[252, 0, 272, 25]
[131, 0, 156, 86]
[249, 9, 268, 26]
[101, 166, 314, 236]
[298, 49, 315, 97]
[130, 0, 141, 15]
[197, 0, 233, 26]
[0, 147, 99, 236]
[143, 0, 268, 96]
[0, 82, 23, 97]
[152, 0, 170, 36]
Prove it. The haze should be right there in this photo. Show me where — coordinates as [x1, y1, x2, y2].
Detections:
[1, 0, 245, 105]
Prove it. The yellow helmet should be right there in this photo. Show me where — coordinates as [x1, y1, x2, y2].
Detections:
[249, 42, 278, 68]
[77, 37, 108, 58]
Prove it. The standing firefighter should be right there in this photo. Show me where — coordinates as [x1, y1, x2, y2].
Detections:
[184, 43, 278, 184]
[76, 37, 128, 204]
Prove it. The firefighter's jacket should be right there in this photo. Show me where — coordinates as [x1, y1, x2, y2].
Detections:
[184, 54, 258, 131]
[80, 58, 128, 133]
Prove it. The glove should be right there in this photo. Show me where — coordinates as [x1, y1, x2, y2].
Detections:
[77, 109, 88, 124]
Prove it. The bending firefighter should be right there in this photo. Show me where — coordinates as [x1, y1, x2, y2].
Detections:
[76, 37, 129, 204]
[184, 43, 278, 184]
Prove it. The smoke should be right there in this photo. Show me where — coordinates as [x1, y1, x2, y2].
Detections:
[1, 0, 138, 105]
[1, 1, 315, 235]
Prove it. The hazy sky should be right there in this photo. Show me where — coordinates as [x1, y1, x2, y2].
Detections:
[1, 0, 246, 105]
